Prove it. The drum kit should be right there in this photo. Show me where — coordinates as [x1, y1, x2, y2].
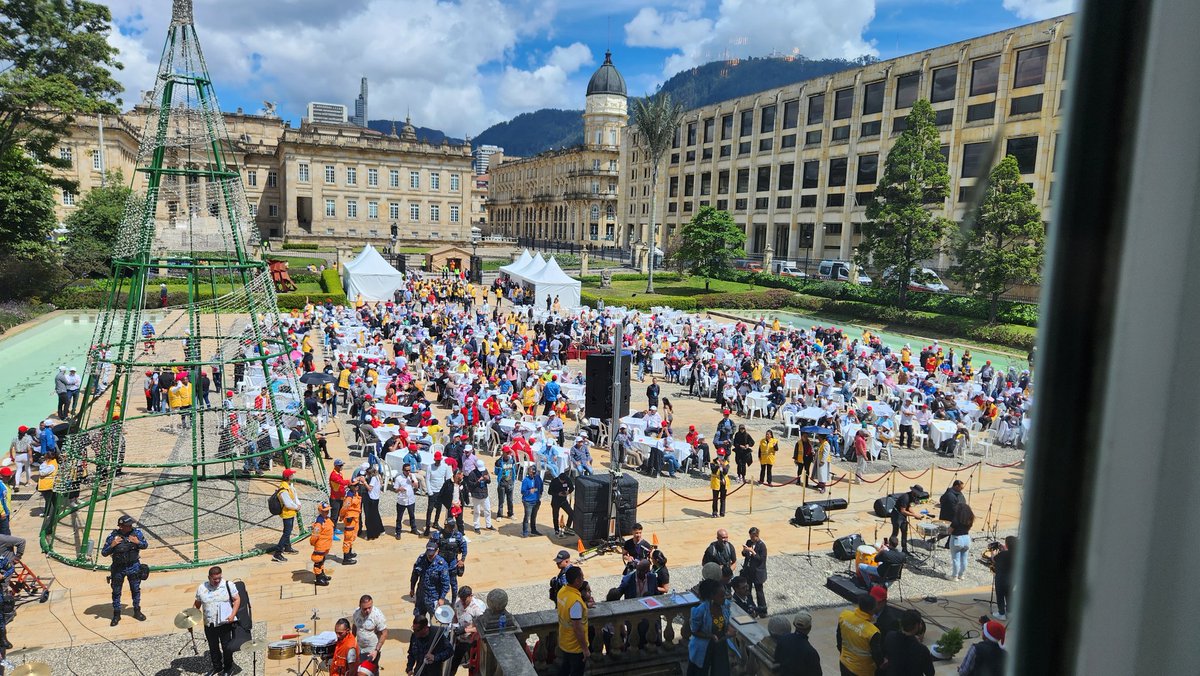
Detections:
[172, 607, 202, 656]
[2, 647, 49, 676]
[262, 619, 336, 676]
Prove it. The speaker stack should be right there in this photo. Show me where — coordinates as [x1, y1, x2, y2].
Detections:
[572, 473, 639, 545]
[832, 534, 865, 561]
[584, 352, 632, 420]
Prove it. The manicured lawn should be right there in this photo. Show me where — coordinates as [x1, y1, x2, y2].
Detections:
[587, 276, 756, 301]
[396, 246, 431, 254]
[267, 254, 328, 269]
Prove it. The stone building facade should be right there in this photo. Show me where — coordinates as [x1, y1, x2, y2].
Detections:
[618, 14, 1072, 267]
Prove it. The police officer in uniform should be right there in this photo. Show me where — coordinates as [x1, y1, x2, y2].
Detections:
[434, 520, 468, 598]
[101, 515, 147, 626]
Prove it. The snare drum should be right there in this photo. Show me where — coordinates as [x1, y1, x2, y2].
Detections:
[301, 636, 335, 658]
[854, 544, 878, 570]
[268, 640, 297, 660]
[918, 521, 946, 538]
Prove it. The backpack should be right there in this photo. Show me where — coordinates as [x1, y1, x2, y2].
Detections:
[549, 574, 563, 602]
[267, 488, 284, 516]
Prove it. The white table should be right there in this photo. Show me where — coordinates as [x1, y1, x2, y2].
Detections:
[784, 373, 804, 393]
[376, 402, 410, 416]
[745, 391, 770, 418]
[619, 415, 647, 433]
[928, 420, 958, 448]
[385, 449, 435, 476]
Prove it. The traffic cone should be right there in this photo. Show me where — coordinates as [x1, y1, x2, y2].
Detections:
[576, 538, 585, 553]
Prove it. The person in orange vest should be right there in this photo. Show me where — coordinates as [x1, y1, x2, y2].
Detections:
[309, 501, 334, 586]
[329, 617, 358, 675]
[340, 483, 362, 566]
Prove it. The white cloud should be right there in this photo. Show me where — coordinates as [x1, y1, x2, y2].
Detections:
[498, 42, 594, 111]
[1002, 0, 1076, 21]
[98, 0, 560, 136]
[625, 0, 878, 77]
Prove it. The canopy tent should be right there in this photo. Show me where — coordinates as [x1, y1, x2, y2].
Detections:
[523, 257, 582, 309]
[499, 249, 532, 278]
[506, 252, 546, 282]
[342, 244, 405, 302]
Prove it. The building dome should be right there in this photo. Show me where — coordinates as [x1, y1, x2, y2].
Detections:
[586, 51, 626, 97]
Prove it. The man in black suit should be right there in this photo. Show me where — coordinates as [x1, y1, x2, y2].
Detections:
[772, 610, 821, 675]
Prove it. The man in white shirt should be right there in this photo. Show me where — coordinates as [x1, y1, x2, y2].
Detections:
[450, 586, 487, 672]
[393, 463, 418, 537]
[899, 401, 917, 449]
[423, 454, 452, 536]
[352, 594, 387, 670]
[194, 566, 240, 676]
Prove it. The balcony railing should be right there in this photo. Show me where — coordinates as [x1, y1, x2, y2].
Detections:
[567, 168, 620, 178]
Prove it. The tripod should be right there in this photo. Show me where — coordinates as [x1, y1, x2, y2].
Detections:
[175, 627, 199, 656]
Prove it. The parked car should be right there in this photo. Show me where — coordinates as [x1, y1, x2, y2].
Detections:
[733, 259, 763, 272]
[881, 266, 950, 293]
[817, 259, 872, 285]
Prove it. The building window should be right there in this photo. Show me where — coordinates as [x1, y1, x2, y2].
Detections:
[450, 204, 460, 222]
[961, 142, 990, 178]
[855, 191, 874, 207]
[700, 172, 712, 196]
[736, 168, 750, 193]
[606, 204, 615, 219]
[931, 65, 957, 103]
[832, 125, 850, 141]
[827, 193, 845, 208]
[450, 174, 460, 191]
[755, 197, 769, 210]
[800, 194, 817, 208]
[410, 171, 420, 189]
[861, 121, 881, 138]
[778, 163, 794, 191]
[669, 176, 679, 198]
[966, 101, 995, 123]
[720, 144, 731, 158]
[686, 150, 696, 162]
[367, 201, 379, 219]
[862, 81, 884, 115]
[934, 108, 954, 126]
[760, 104, 776, 134]
[299, 163, 310, 183]
[62, 190, 76, 206]
[346, 199, 358, 219]
[717, 170, 730, 194]
[267, 171, 278, 188]
[346, 167, 357, 185]
[781, 134, 796, 149]
[684, 175, 695, 197]
[668, 203, 678, 214]
[430, 172, 440, 191]
[735, 198, 748, 211]
[1014, 44, 1049, 88]
[59, 147, 72, 163]
[895, 72, 920, 109]
[390, 169, 400, 188]
[828, 157, 848, 187]
[430, 204, 440, 222]
[808, 94, 825, 125]
[268, 203, 279, 217]
[833, 88, 854, 120]
[686, 121, 697, 146]
[802, 161, 820, 189]
[1006, 136, 1039, 173]
[92, 150, 102, 171]
[325, 165, 336, 184]
[970, 55, 1001, 96]
[739, 141, 751, 155]
[856, 154, 878, 185]
[756, 166, 772, 192]
[721, 114, 734, 140]
[740, 109, 754, 137]
[782, 99, 800, 130]
[758, 138, 773, 152]
[410, 203, 420, 221]
[247, 170, 257, 187]
[673, 128, 681, 149]
[367, 168, 378, 187]
[825, 222, 843, 235]
[777, 196, 792, 209]
[389, 202, 400, 220]
[805, 129, 822, 145]
[590, 205, 600, 220]
[249, 203, 258, 217]
[1010, 93, 1043, 115]
[894, 118, 908, 133]
[703, 117, 715, 143]
[325, 199, 336, 217]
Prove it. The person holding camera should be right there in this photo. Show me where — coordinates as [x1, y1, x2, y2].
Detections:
[101, 514, 147, 626]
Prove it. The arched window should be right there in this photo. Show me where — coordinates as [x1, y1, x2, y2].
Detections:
[606, 204, 615, 219]
[591, 205, 600, 221]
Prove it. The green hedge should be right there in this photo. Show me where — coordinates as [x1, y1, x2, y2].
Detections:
[580, 290, 697, 311]
[315, 268, 349, 306]
[578, 272, 683, 284]
[282, 242, 321, 250]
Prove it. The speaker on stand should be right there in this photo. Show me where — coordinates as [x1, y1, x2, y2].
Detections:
[585, 352, 632, 420]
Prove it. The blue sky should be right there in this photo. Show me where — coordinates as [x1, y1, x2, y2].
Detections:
[100, 0, 1074, 138]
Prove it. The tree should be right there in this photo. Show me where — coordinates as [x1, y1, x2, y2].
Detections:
[675, 206, 745, 290]
[856, 99, 953, 309]
[630, 92, 684, 293]
[63, 170, 135, 278]
[0, 145, 65, 300]
[0, 0, 123, 177]
[950, 155, 1045, 323]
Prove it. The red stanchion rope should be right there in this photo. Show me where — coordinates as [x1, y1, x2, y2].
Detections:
[985, 459, 1024, 469]
[896, 468, 931, 481]
[827, 473, 849, 486]
[667, 488, 717, 503]
[763, 477, 800, 488]
[937, 461, 981, 472]
[859, 471, 891, 484]
[636, 489, 660, 507]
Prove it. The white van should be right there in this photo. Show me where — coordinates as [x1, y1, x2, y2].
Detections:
[771, 260, 806, 277]
[817, 259, 872, 284]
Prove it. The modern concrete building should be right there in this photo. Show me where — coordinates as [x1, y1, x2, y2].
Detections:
[618, 15, 1072, 267]
[472, 144, 503, 175]
[306, 102, 349, 125]
[351, 77, 369, 128]
[486, 51, 628, 245]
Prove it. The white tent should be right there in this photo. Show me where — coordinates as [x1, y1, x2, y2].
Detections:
[342, 244, 405, 302]
[525, 257, 582, 309]
[506, 252, 546, 282]
[499, 249, 532, 278]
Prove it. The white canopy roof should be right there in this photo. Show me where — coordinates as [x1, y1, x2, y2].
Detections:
[523, 257, 582, 310]
[517, 253, 549, 281]
[499, 249, 532, 277]
[342, 244, 405, 302]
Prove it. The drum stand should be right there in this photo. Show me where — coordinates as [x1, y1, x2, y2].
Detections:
[175, 627, 199, 656]
[296, 654, 330, 676]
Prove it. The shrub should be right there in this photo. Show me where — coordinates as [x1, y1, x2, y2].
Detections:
[319, 268, 344, 294]
[692, 289, 794, 310]
[580, 291, 697, 311]
[282, 242, 320, 251]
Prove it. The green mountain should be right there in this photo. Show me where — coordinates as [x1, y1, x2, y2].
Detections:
[365, 120, 465, 146]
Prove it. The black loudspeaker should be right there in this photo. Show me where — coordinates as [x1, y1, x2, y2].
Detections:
[874, 495, 897, 518]
[395, 255, 407, 273]
[833, 534, 865, 561]
[573, 474, 639, 545]
[585, 352, 632, 420]
[469, 255, 482, 283]
[811, 498, 849, 512]
[795, 503, 827, 526]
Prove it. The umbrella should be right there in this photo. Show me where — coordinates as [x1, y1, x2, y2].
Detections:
[299, 372, 338, 385]
[289, 349, 303, 360]
[799, 426, 832, 435]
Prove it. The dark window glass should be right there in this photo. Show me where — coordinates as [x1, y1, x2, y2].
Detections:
[739, 141, 751, 155]
[966, 101, 995, 122]
[668, 176, 678, 197]
[863, 81, 884, 115]
[1010, 93, 1043, 115]
[736, 168, 750, 193]
[777, 196, 792, 209]
[756, 166, 772, 192]
[931, 66, 957, 103]
[961, 141, 989, 178]
[782, 99, 800, 129]
[970, 56, 1001, 96]
[934, 108, 954, 126]
[1006, 136, 1038, 173]
[940, 144, 950, 163]
[717, 199, 728, 210]
[721, 114, 733, 140]
[958, 187, 971, 202]
[718, 170, 730, 194]
[673, 128, 680, 148]
[1014, 44, 1049, 88]
[861, 121, 881, 137]
[720, 144, 731, 158]
[684, 201, 693, 212]
[832, 125, 850, 141]
[755, 197, 769, 210]
[702, 147, 713, 160]
[807, 94, 825, 124]
[685, 150, 695, 161]
[833, 88, 854, 119]
[828, 157, 848, 187]
[668, 202, 678, 213]
[670, 153, 679, 164]
[700, 172, 711, 196]
[687, 122, 697, 146]
[758, 138, 773, 152]
[684, 174, 695, 197]
[760, 104, 776, 133]
[800, 194, 817, 208]
[893, 117, 908, 133]
[781, 134, 796, 149]
[895, 73, 920, 109]
[802, 161, 820, 189]
[1062, 39, 1070, 79]
[703, 118, 715, 143]
[827, 193, 845, 208]
[855, 191, 874, 206]
[740, 110, 754, 137]
[735, 198, 747, 211]
[805, 129, 822, 145]
[856, 154, 878, 185]
[1052, 133, 1061, 172]
[778, 163, 794, 191]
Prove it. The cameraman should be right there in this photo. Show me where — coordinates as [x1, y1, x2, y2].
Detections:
[101, 515, 147, 626]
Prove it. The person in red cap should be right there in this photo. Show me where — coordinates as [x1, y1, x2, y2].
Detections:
[8, 425, 34, 490]
[273, 468, 301, 562]
[959, 619, 1006, 675]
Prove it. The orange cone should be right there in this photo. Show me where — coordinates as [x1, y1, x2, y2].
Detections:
[652, 533, 660, 546]
[576, 538, 585, 553]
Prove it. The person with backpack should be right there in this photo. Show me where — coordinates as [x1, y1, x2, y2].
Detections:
[194, 566, 241, 676]
[271, 468, 301, 562]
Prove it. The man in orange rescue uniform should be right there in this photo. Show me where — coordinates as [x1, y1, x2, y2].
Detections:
[310, 501, 333, 586]
[340, 483, 362, 566]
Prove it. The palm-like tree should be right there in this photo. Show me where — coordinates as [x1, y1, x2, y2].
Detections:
[631, 93, 684, 293]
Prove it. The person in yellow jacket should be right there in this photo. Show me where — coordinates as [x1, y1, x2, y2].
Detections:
[309, 501, 334, 586]
[273, 468, 301, 562]
[521, 384, 538, 416]
[836, 592, 884, 675]
[709, 450, 731, 518]
[556, 565, 590, 671]
[301, 333, 314, 354]
[340, 484, 362, 565]
[37, 451, 59, 534]
[757, 430, 778, 485]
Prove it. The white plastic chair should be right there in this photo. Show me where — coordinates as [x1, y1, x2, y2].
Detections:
[784, 412, 802, 438]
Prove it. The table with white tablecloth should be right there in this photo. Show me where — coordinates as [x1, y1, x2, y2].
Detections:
[928, 420, 958, 448]
[784, 373, 804, 392]
[841, 423, 883, 459]
[375, 402, 411, 417]
[619, 415, 647, 433]
[631, 435, 694, 466]
[385, 449, 435, 476]
[745, 391, 770, 416]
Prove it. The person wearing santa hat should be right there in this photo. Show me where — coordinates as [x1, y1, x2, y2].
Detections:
[958, 619, 1006, 675]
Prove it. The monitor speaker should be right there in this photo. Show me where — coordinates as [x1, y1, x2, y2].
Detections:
[874, 495, 897, 518]
[795, 503, 827, 526]
[833, 534, 865, 561]
[585, 352, 632, 420]
[572, 474, 639, 546]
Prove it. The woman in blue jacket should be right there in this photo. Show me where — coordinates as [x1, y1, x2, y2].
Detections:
[687, 578, 739, 675]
